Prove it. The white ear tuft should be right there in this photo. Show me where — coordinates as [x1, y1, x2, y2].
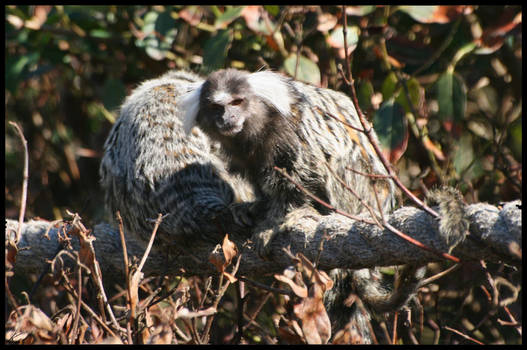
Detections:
[247, 71, 292, 117]
[178, 83, 203, 134]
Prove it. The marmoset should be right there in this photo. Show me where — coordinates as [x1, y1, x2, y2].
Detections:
[178, 68, 423, 342]
[179, 69, 396, 251]
[100, 69, 467, 343]
[99, 70, 254, 250]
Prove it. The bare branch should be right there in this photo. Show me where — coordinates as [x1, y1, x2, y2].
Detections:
[6, 200, 521, 281]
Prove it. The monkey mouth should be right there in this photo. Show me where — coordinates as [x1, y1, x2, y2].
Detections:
[217, 120, 244, 136]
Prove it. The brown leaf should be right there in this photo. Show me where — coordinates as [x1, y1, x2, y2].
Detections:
[209, 244, 226, 273]
[297, 253, 334, 292]
[241, 6, 264, 33]
[274, 274, 308, 298]
[477, 10, 521, 54]
[223, 271, 238, 283]
[317, 13, 338, 32]
[179, 6, 202, 26]
[277, 327, 304, 344]
[221, 234, 238, 266]
[422, 137, 446, 161]
[6, 240, 18, 267]
[24, 6, 52, 30]
[293, 284, 332, 344]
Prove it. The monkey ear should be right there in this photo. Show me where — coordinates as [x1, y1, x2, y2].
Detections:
[247, 71, 292, 117]
[178, 83, 203, 134]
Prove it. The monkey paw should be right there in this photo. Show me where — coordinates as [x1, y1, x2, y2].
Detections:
[228, 202, 256, 227]
[253, 227, 279, 259]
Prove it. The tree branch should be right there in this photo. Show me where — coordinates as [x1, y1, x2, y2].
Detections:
[5, 200, 521, 284]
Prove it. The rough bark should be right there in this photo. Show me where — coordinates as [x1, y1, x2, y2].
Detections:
[5, 200, 521, 283]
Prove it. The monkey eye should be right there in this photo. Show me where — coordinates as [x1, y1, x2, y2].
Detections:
[230, 98, 244, 106]
[210, 103, 223, 110]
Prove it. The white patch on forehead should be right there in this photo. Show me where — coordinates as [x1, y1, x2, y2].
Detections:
[211, 90, 233, 104]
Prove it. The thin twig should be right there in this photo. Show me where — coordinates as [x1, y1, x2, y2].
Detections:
[324, 162, 383, 227]
[420, 264, 460, 286]
[383, 222, 460, 263]
[444, 326, 484, 345]
[61, 270, 118, 339]
[69, 265, 83, 344]
[69, 212, 124, 335]
[339, 6, 439, 219]
[201, 253, 243, 343]
[9, 121, 29, 244]
[116, 211, 133, 344]
[239, 276, 293, 296]
[138, 213, 163, 273]
[242, 288, 274, 332]
[272, 166, 376, 225]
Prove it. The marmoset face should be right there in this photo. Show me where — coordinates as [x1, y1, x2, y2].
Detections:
[198, 70, 254, 137]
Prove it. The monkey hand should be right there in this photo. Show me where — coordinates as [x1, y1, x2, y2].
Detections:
[253, 227, 279, 259]
[227, 201, 262, 227]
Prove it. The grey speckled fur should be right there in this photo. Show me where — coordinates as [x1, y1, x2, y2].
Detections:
[181, 69, 421, 343]
[99, 70, 254, 250]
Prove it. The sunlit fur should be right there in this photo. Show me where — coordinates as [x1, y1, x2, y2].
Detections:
[100, 70, 253, 249]
[178, 69, 413, 343]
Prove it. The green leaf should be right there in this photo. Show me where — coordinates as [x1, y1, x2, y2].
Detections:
[283, 54, 321, 86]
[381, 72, 398, 101]
[507, 117, 522, 162]
[203, 29, 233, 72]
[155, 10, 176, 36]
[373, 99, 408, 162]
[264, 5, 280, 16]
[327, 25, 360, 50]
[453, 135, 482, 180]
[5, 53, 40, 93]
[396, 78, 423, 114]
[436, 71, 466, 135]
[358, 80, 374, 111]
[102, 78, 126, 112]
[89, 29, 111, 38]
[214, 6, 244, 29]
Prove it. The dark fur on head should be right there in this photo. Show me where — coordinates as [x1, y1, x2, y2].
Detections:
[194, 69, 301, 201]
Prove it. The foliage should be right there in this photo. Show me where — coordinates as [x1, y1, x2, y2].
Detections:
[5, 5, 522, 344]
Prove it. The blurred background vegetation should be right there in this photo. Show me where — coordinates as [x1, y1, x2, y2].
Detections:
[5, 5, 522, 222]
[4, 5, 522, 344]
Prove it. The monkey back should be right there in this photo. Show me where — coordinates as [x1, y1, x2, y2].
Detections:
[99, 71, 253, 249]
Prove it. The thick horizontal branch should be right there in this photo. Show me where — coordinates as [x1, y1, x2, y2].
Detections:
[5, 200, 521, 284]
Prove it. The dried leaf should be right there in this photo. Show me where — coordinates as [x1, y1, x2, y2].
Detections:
[221, 234, 238, 266]
[274, 274, 308, 298]
[476, 11, 521, 54]
[208, 244, 225, 273]
[277, 327, 304, 344]
[241, 6, 267, 34]
[317, 13, 338, 32]
[297, 253, 333, 292]
[223, 271, 238, 283]
[179, 6, 202, 26]
[24, 6, 52, 30]
[6, 240, 18, 267]
[293, 284, 332, 344]
[423, 137, 446, 161]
